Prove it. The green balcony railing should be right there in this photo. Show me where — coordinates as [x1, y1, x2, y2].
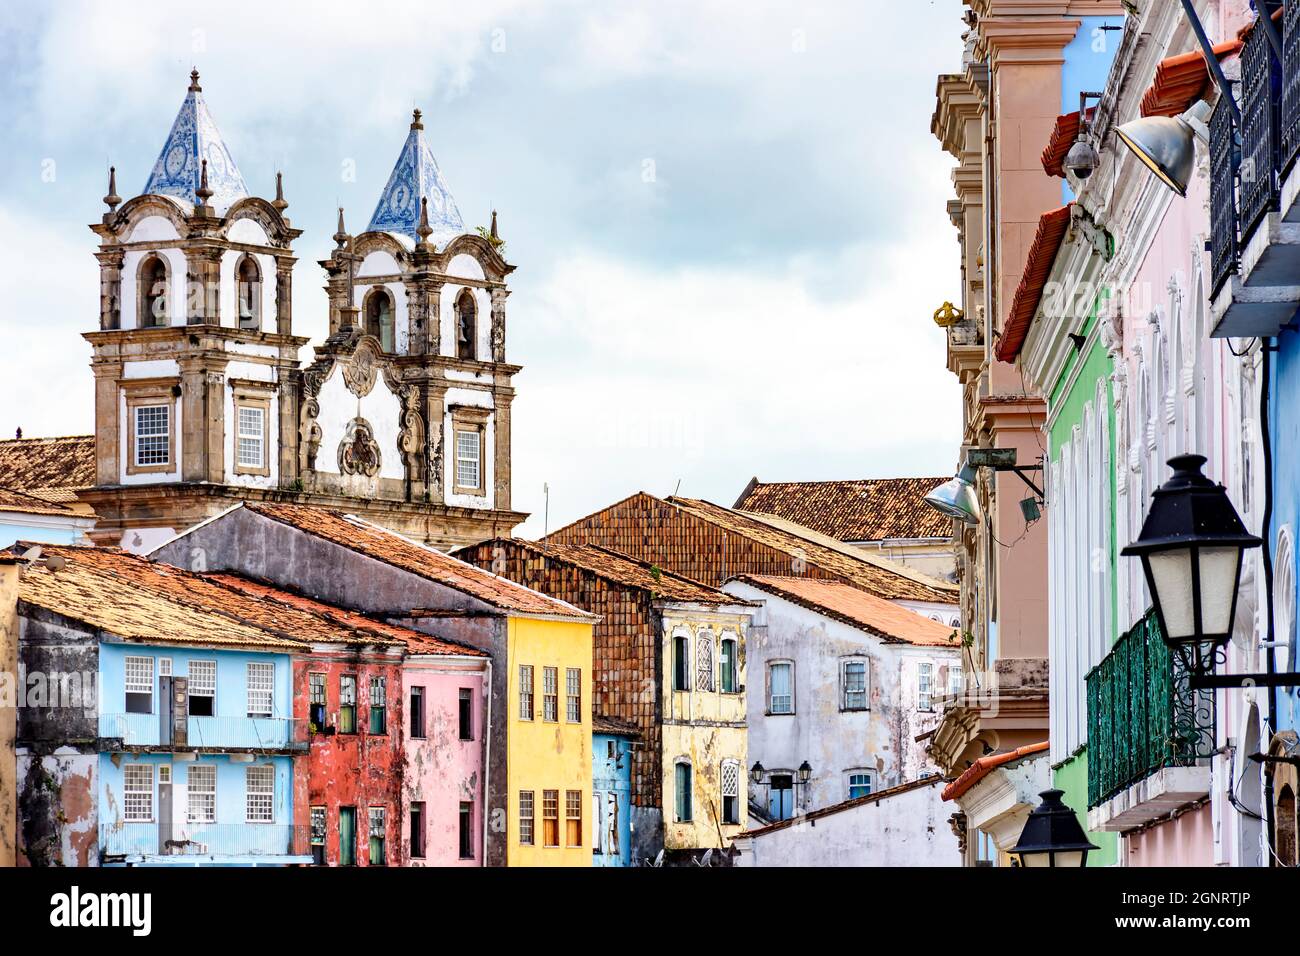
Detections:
[1085, 608, 1216, 809]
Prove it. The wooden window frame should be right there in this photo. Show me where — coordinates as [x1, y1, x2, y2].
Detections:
[767, 659, 795, 716]
[840, 657, 869, 712]
[450, 406, 489, 496]
[124, 379, 179, 475]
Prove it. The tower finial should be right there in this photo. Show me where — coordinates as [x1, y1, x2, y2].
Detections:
[334, 207, 349, 248]
[411, 108, 423, 130]
[272, 171, 288, 212]
[195, 158, 213, 203]
[417, 196, 433, 243]
[189, 68, 201, 92]
[103, 166, 121, 212]
[490, 208, 499, 241]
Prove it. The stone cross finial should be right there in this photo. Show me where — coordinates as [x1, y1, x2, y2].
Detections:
[195, 158, 213, 202]
[334, 207, 349, 248]
[103, 166, 121, 212]
[189, 68, 202, 92]
[490, 209, 499, 241]
[417, 196, 433, 243]
[272, 171, 288, 211]
[411, 108, 424, 130]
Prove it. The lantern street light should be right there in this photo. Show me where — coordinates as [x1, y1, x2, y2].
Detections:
[1121, 454, 1300, 689]
[1009, 789, 1099, 867]
[750, 762, 765, 786]
[797, 761, 813, 786]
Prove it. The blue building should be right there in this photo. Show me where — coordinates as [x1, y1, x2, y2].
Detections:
[14, 545, 311, 866]
[593, 717, 637, 867]
[0, 488, 95, 549]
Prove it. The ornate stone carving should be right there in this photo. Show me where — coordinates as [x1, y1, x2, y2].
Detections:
[300, 396, 322, 472]
[338, 418, 381, 477]
[343, 339, 380, 397]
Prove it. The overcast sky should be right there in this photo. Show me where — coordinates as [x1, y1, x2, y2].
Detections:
[0, 0, 964, 537]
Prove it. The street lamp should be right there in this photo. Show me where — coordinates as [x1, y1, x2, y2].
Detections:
[1009, 789, 1099, 867]
[1114, 100, 1211, 198]
[925, 462, 981, 525]
[797, 761, 813, 786]
[1120, 454, 1260, 678]
[749, 761, 765, 785]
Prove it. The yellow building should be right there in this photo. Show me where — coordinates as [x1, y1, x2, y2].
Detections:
[506, 617, 595, 867]
[661, 610, 750, 852]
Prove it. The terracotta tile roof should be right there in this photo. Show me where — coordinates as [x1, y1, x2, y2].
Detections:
[1141, 39, 1242, 118]
[593, 714, 641, 738]
[16, 547, 305, 651]
[733, 476, 953, 542]
[455, 538, 751, 606]
[545, 492, 956, 604]
[205, 573, 485, 656]
[730, 575, 959, 646]
[0, 435, 94, 501]
[941, 740, 1049, 802]
[742, 776, 946, 838]
[1041, 108, 1094, 178]
[0, 486, 81, 518]
[244, 503, 596, 621]
[996, 204, 1073, 363]
[670, 497, 957, 602]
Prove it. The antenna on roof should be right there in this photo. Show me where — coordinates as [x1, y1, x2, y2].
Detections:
[672, 479, 681, 498]
[543, 483, 550, 545]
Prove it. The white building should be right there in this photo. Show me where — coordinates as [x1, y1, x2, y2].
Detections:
[731, 776, 960, 867]
[722, 574, 962, 820]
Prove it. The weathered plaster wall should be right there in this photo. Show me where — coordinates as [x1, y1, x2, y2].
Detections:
[17, 750, 97, 866]
[592, 732, 632, 867]
[0, 561, 13, 867]
[402, 659, 485, 866]
[732, 779, 959, 867]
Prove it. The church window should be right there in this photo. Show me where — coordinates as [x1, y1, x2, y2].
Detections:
[134, 405, 170, 467]
[236, 255, 261, 330]
[456, 290, 477, 360]
[237, 406, 265, 469]
[232, 389, 272, 477]
[138, 255, 169, 327]
[365, 287, 395, 353]
[451, 409, 488, 496]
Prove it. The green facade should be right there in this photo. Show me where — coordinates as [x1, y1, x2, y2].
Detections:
[1045, 303, 1117, 866]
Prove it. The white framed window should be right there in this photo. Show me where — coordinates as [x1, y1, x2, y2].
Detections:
[189, 660, 216, 716]
[158, 658, 172, 677]
[542, 666, 558, 722]
[768, 661, 793, 714]
[721, 760, 741, 824]
[125, 655, 154, 714]
[455, 429, 481, 490]
[123, 764, 154, 822]
[848, 771, 874, 799]
[237, 405, 265, 469]
[519, 791, 535, 846]
[157, 764, 171, 784]
[134, 404, 170, 466]
[518, 664, 534, 720]
[841, 658, 868, 711]
[948, 661, 964, 696]
[188, 764, 216, 823]
[246, 662, 274, 718]
[696, 632, 715, 692]
[918, 662, 933, 712]
[565, 667, 581, 723]
[245, 765, 274, 823]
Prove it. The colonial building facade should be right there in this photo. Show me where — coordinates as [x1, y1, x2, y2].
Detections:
[66, 71, 525, 552]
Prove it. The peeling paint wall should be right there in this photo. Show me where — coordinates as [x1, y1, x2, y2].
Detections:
[0, 560, 16, 866]
[724, 581, 957, 813]
[592, 732, 632, 866]
[401, 658, 485, 866]
[17, 750, 97, 867]
[293, 649, 404, 866]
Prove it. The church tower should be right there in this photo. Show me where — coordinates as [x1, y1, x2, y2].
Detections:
[84, 78, 526, 551]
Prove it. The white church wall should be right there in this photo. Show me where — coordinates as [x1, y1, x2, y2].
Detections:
[445, 253, 484, 282]
[223, 360, 278, 489]
[125, 215, 180, 243]
[313, 368, 405, 482]
[442, 386, 494, 510]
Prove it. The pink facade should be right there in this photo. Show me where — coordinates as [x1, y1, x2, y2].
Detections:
[401, 659, 487, 866]
[1124, 804, 1214, 867]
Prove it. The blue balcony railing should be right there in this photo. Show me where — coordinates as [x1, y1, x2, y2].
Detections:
[98, 714, 307, 751]
[99, 822, 310, 860]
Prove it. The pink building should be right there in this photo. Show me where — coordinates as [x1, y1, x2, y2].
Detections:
[402, 656, 489, 866]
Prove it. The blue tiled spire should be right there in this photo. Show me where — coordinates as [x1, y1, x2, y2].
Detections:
[142, 70, 248, 213]
[367, 109, 465, 244]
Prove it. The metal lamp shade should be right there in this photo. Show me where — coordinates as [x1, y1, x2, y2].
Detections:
[925, 464, 981, 525]
[1121, 455, 1260, 657]
[1115, 114, 1197, 197]
[1009, 789, 1098, 868]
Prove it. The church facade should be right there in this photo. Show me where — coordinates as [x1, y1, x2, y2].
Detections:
[77, 71, 524, 551]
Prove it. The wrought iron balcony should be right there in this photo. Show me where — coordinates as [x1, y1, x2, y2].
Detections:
[1085, 608, 1215, 810]
[98, 714, 308, 752]
[99, 822, 311, 861]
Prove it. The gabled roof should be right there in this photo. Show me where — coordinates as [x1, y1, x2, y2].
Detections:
[243, 503, 595, 621]
[729, 575, 959, 647]
[16, 546, 303, 652]
[1141, 39, 1241, 118]
[456, 538, 750, 606]
[995, 203, 1073, 363]
[0, 486, 81, 518]
[367, 110, 465, 244]
[545, 491, 956, 604]
[142, 71, 248, 213]
[733, 476, 953, 543]
[941, 741, 1048, 801]
[0, 435, 94, 503]
[593, 714, 641, 738]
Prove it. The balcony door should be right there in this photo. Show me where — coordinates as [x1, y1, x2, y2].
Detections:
[768, 774, 794, 821]
[339, 807, 356, 866]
